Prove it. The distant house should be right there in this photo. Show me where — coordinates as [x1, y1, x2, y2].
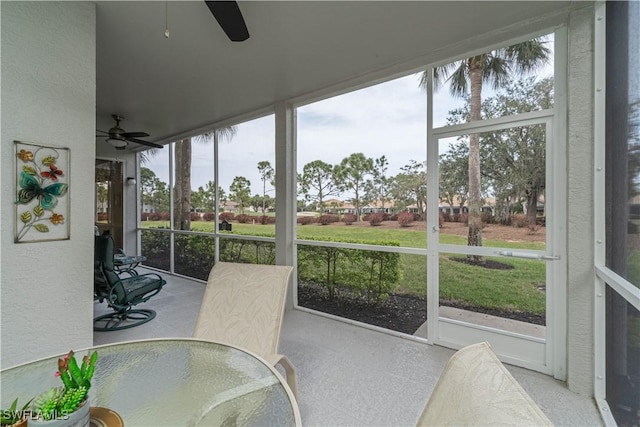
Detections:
[221, 201, 238, 213]
[438, 195, 495, 215]
[361, 199, 394, 215]
[322, 199, 355, 215]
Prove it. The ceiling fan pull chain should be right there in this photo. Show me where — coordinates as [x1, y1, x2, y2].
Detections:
[164, 1, 170, 38]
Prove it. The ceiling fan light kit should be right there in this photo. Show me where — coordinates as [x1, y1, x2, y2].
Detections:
[97, 114, 162, 150]
[107, 138, 127, 149]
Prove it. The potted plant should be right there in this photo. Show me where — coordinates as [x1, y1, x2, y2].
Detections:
[30, 350, 97, 427]
[1, 398, 33, 427]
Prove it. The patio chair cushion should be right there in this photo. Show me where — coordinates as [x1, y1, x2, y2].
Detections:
[94, 234, 165, 331]
[193, 262, 298, 397]
[417, 341, 553, 426]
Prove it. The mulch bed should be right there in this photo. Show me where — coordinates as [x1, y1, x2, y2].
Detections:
[297, 281, 545, 335]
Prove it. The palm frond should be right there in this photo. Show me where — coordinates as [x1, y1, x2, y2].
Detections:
[193, 125, 238, 145]
[505, 39, 551, 76]
[217, 125, 238, 142]
[448, 61, 470, 97]
[484, 55, 510, 90]
[139, 148, 160, 165]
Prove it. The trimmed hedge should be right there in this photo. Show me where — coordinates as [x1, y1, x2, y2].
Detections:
[297, 237, 400, 304]
[141, 228, 401, 304]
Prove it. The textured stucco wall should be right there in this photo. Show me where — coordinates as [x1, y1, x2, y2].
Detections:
[566, 4, 596, 396]
[1, 2, 96, 368]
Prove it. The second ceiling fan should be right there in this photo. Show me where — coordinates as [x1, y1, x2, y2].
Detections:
[97, 115, 163, 150]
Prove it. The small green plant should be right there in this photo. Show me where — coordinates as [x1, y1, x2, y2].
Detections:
[31, 350, 97, 421]
[1, 398, 33, 426]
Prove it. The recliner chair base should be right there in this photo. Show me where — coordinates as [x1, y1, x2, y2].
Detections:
[93, 308, 157, 331]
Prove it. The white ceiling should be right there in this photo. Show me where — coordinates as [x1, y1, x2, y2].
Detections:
[95, 1, 572, 150]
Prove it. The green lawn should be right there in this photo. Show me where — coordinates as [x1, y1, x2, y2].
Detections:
[142, 220, 547, 314]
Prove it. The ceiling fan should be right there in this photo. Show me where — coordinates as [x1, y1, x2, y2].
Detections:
[205, 1, 249, 42]
[96, 115, 163, 150]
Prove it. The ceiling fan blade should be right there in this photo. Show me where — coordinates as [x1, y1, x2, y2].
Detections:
[122, 131, 150, 138]
[205, 1, 249, 42]
[96, 129, 109, 134]
[126, 137, 163, 149]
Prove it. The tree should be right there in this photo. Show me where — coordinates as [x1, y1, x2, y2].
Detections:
[173, 138, 192, 230]
[229, 176, 252, 213]
[191, 180, 226, 212]
[482, 78, 552, 226]
[96, 183, 108, 213]
[371, 156, 393, 209]
[445, 77, 553, 226]
[298, 160, 340, 215]
[422, 38, 550, 254]
[439, 144, 469, 214]
[391, 160, 427, 215]
[257, 161, 274, 213]
[140, 166, 169, 213]
[173, 127, 237, 230]
[333, 153, 375, 221]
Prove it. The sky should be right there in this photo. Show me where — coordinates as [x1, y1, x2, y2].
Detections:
[145, 35, 555, 200]
[146, 72, 463, 197]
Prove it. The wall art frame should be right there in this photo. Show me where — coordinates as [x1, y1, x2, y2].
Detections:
[14, 140, 70, 243]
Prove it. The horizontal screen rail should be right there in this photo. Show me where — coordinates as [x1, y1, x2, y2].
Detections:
[496, 250, 560, 261]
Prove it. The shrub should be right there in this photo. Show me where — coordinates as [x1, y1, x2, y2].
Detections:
[397, 212, 414, 227]
[439, 211, 445, 228]
[343, 214, 357, 225]
[318, 214, 340, 225]
[512, 214, 529, 228]
[368, 213, 384, 226]
[141, 212, 151, 221]
[460, 212, 468, 225]
[202, 212, 216, 221]
[190, 212, 201, 221]
[388, 213, 399, 221]
[297, 237, 401, 304]
[440, 212, 452, 222]
[297, 216, 316, 225]
[158, 212, 170, 221]
[97, 213, 108, 221]
[219, 212, 235, 221]
[481, 212, 494, 224]
[235, 214, 251, 224]
[259, 215, 276, 225]
[452, 212, 468, 224]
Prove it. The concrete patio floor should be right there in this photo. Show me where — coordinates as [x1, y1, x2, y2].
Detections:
[93, 269, 603, 426]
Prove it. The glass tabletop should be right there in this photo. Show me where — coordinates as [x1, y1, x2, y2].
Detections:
[0, 338, 300, 426]
[113, 254, 146, 265]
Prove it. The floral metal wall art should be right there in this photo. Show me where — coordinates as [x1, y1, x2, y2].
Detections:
[14, 141, 70, 243]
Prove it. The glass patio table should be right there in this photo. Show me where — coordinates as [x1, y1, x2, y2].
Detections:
[0, 338, 301, 426]
[113, 254, 146, 275]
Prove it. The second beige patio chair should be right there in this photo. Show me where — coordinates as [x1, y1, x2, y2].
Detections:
[416, 342, 553, 426]
[193, 262, 298, 398]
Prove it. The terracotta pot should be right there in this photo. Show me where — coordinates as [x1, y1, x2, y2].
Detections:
[29, 399, 90, 427]
[7, 418, 28, 427]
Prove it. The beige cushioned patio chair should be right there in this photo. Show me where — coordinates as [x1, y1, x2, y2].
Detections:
[417, 342, 553, 426]
[193, 262, 298, 398]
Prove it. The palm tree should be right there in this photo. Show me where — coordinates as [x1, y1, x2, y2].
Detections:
[173, 127, 237, 230]
[421, 39, 550, 257]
